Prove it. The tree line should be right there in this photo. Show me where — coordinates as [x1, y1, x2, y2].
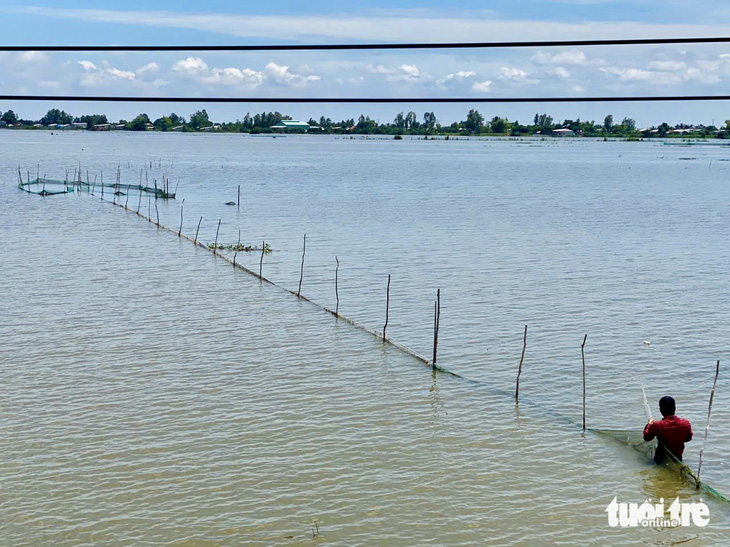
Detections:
[1, 107, 728, 138]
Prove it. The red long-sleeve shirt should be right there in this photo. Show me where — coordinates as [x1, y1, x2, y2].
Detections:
[643, 415, 693, 461]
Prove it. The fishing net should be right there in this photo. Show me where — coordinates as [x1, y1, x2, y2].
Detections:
[18, 178, 74, 196]
[590, 428, 730, 504]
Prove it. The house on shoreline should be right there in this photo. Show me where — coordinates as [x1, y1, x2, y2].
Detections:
[270, 120, 313, 132]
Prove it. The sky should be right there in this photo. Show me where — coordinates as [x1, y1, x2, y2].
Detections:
[3, 1, 730, 126]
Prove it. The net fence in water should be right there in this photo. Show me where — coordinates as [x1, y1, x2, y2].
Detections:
[15, 178, 729, 505]
[590, 428, 730, 504]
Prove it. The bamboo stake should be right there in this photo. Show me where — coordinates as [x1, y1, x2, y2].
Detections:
[137, 185, 143, 213]
[697, 360, 720, 487]
[432, 289, 440, 367]
[259, 240, 265, 279]
[383, 274, 391, 341]
[213, 219, 221, 254]
[154, 199, 160, 226]
[581, 334, 588, 431]
[237, 185, 241, 209]
[194, 216, 203, 244]
[335, 256, 340, 316]
[233, 229, 241, 266]
[178, 202, 184, 236]
[297, 234, 306, 297]
[515, 325, 528, 401]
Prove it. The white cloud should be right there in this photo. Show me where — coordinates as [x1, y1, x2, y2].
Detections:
[600, 66, 659, 82]
[648, 60, 687, 71]
[366, 63, 431, 82]
[19, 51, 49, 63]
[77, 60, 135, 86]
[499, 66, 529, 80]
[136, 62, 160, 77]
[532, 50, 589, 65]
[554, 66, 571, 79]
[168, 58, 317, 88]
[472, 80, 492, 93]
[172, 56, 208, 74]
[436, 70, 477, 88]
[264, 62, 321, 86]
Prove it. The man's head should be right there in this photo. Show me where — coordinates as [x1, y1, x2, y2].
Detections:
[659, 396, 676, 417]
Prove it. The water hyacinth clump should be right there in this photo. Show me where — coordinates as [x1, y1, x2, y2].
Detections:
[207, 242, 272, 253]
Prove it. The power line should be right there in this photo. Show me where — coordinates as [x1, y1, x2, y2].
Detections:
[2, 95, 730, 103]
[2, 37, 730, 52]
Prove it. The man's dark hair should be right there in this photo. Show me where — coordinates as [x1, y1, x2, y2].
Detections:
[659, 396, 676, 416]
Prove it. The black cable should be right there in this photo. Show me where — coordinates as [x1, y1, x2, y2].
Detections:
[2, 95, 730, 103]
[2, 37, 730, 52]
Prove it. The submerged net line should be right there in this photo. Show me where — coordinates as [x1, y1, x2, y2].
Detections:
[590, 428, 730, 504]
[99, 190, 442, 370]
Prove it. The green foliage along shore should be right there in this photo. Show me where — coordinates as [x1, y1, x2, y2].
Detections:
[1, 107, 727, 139]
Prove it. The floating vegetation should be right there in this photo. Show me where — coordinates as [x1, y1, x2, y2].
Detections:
[208, 242, 272, 253]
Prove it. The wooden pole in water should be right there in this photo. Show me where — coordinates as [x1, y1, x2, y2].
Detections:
[233, 229, 241, 266]
[137, 185, 143, 213]
[581, 334, 588, 431]
[515, 325, 528, 401]
[259, 241, 265, 280]
[383, 274, 391, 341]
[213, 219, 221, 254]
[237, 185, 241, 209]
[154, 200, 160, 226]
[297, 234, 306, 297]
[335, 256, 340, 316]
[194, 216, 203, 244]
[432, 289, 440, 368]
[697, 360, 720, 487]
[178, 202, 184, 236]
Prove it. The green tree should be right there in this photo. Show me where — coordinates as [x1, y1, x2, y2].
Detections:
[41, 108, 73, 125]
[536, 113, 554, 133]
[604, 114, 614, 134]
[621, 117, 636, 132]
[188, 109, 212, 130]
[128, 113, 150, 131]
[465, 109, 484, 134]
[491, 116, 507, 134]
[423, 112, 436, 131]
[394, 112, 405, 129]
[405, 111, 418, 129]
[1, 109, 18, 125]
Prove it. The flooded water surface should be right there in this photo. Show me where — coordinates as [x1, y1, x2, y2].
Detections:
[2, 131, 729, 544]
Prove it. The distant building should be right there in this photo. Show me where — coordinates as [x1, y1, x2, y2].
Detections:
[270, 120, 311, 132]
[93, 124, 111, 131]
[71, 122, 87, 129]
[552, 128, 575, 137]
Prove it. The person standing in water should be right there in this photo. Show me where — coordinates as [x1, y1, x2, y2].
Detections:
[643, 396, 693, 463]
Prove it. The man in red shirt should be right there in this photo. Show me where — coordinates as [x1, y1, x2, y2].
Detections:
[643, 396, 693, 463]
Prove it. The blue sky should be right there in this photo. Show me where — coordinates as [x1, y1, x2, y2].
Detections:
[2, 1, 730, 126]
